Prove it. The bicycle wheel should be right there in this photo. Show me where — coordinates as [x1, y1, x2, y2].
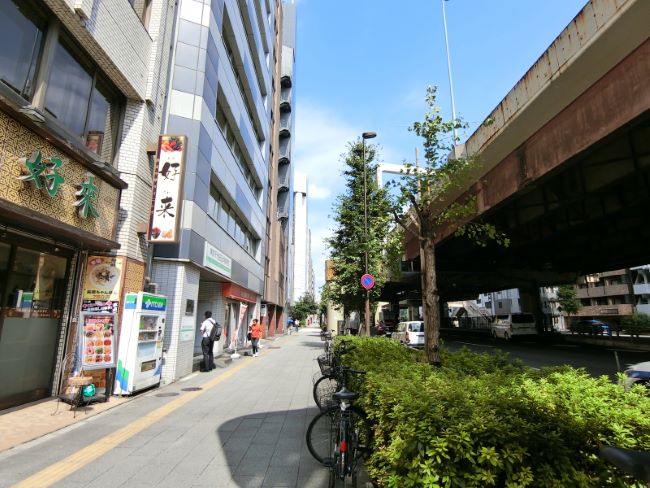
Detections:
[306, 409, 336, 465]
[306, 406, 371, 466]
[313, 375, 339, 410]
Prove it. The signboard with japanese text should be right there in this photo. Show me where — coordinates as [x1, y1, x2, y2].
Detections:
[80, 313, 117, 370]
[148, 135, 187, 244]
[82, 256, 125, 301]
[204, 242, 232, 278]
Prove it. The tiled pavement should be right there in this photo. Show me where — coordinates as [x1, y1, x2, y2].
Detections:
[0, 327, 367, 487]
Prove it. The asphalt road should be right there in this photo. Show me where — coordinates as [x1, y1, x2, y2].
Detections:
[443, 336, 650, 381]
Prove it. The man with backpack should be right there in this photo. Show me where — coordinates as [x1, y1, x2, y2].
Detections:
[200, 311, 221, 372]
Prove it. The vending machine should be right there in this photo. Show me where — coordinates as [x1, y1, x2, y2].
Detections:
[114, 292, 166, 395]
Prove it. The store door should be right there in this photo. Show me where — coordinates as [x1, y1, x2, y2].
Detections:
[0, 240, 70, 410]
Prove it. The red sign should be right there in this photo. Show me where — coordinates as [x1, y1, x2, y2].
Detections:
[360, 274, 375, 290]
[222, 283, 257, 304]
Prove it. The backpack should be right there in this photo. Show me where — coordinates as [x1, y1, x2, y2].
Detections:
[208, 319, 222, 341]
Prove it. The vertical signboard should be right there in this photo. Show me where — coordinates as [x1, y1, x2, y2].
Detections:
[148, 135, 187, 243]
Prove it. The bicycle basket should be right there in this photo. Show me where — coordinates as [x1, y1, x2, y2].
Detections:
[317, 354, 333, 375]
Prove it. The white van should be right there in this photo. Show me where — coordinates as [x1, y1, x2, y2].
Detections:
[393, 321, 425, 348]
[491, 313, 537, 340]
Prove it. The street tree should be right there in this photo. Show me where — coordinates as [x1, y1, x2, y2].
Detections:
[557, 284, 580, 324]
[289, 293, 319, 322]
[388, 86, 509, 365]
[325, 140, 402, 332]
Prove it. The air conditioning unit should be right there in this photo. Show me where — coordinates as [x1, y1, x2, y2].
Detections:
[144, 282, 159, 294]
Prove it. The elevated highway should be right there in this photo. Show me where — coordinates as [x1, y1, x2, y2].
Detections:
[383, 0, 650, 302]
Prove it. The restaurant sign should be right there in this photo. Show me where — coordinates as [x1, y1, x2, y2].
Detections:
[17, 150, 100, 218]
[82, 256, 124, 301]
[148, 135, 187, 243]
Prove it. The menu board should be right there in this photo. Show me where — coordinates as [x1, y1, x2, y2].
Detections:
[81, 314, 117, 370]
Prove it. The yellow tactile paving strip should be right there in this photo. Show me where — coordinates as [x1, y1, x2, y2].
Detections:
[10, 351, 261, 488]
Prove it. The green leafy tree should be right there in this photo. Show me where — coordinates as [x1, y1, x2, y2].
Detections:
[289, 293, 318, 322]
[556, 284, 580, 324]
[388, 87, 509, 365]
[621, 313, 650, 338]
[326, 140, 402, 333]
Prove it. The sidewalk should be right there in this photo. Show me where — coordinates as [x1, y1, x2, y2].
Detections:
[0, 335, 279, 454]
[0, 327, 368, 487]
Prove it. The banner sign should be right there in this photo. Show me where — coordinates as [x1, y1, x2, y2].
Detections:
[82, 256, 124, 301]
[148, 135, 187, 244]
[80, 313, 117, 370]
[81, 300, 118, 314]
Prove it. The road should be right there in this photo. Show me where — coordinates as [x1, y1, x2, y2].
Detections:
[444, 336, 650, 380]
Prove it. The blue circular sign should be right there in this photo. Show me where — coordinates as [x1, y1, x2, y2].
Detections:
[360, 274, 375, 290]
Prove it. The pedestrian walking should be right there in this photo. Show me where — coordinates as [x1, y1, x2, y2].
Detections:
[294, 319, 300, 333]
[200, 311, 216, 372]
[249, 318, 262, 357]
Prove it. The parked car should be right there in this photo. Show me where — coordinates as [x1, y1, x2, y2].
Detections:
[622, 361, 650, 389]
[570, 319, 612, 336]
[491, 313, 537, 340]
[392, 321, 425, 348]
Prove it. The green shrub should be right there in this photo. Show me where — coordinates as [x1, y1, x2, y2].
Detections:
[621, 313, 650, 338]
[336, 336, 650, 487]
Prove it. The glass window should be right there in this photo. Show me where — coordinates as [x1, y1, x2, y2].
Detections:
[0, 246, 68, 407]
[45, 42, 93, 137]
[0, 1, 45, 99]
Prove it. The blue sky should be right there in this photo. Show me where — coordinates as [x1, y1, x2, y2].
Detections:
[292, 0, 588, 297]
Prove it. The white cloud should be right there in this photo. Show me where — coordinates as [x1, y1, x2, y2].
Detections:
[308, 183, 331, 200]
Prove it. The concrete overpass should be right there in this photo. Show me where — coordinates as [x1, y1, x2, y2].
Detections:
[381, 0, 650, 303]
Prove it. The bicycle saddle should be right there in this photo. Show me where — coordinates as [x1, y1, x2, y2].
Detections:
[599, 446, 650, 482]
[333, 386, 359, 401]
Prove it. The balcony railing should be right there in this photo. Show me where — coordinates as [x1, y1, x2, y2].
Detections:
[278, 137, 291, 165]
[279, 112, 291, 138]
[576, 284, 633, 299]
[575, 304, 635, 316]
[633, 282, 650, 295]
[280, 87, 292, 112]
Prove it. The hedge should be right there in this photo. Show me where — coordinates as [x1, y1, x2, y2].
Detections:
[336, 336, 650, 487]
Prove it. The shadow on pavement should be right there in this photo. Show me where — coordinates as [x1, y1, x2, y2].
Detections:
[214, 407, 330, 488]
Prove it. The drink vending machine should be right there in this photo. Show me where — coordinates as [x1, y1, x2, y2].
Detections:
[114, 292, 166, 395]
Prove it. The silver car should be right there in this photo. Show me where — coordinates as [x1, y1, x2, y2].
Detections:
[393, 321, 425, 348]
[622, 361, 650, 389]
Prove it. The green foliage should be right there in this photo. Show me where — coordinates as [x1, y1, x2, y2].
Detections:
[621, 313, 650, 338]
[557, 284, 581, 317]
[325, 140, 403, 315]
[289, 293, 318, 321]
[336, 336, 650, 487]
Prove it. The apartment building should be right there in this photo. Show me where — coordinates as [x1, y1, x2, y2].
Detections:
[0, 0, 175, 409]
[575, 269, 635, 323]
[262, 1, 295, 336]
[152, 0, 286, 382]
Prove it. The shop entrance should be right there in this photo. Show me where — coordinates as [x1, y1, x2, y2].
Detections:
[0, 236, 71, 410]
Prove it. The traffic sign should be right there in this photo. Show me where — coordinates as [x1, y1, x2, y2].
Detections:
[360, 274, 375, 290]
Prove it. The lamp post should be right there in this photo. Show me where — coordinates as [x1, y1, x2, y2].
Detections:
[362, 131, 376, 336]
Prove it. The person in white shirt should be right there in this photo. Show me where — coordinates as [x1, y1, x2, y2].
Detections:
[200, 311, 216, 372]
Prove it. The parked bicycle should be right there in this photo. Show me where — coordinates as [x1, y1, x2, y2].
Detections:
[306, 365, 371, 487]
[600, 446, 650, 487]
[313, 341, 354, 411]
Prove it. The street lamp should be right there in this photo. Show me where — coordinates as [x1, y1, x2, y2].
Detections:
[362, 131, 376, 336]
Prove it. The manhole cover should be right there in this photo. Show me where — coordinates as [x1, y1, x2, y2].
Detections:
[155, 392, 179, 397]
[181, 387, 203, 391]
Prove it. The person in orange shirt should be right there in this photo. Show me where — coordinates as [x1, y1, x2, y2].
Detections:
[249, 318, 262, 357]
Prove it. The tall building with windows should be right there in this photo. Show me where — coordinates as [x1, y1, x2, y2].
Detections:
[152, 0, 286, 382]
[262, 1, 295, 335]
[292, 170, 311, 303]
[0, 0, 176, 410]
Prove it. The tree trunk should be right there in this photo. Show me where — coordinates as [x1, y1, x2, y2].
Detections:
[420, 236, 441, 365]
